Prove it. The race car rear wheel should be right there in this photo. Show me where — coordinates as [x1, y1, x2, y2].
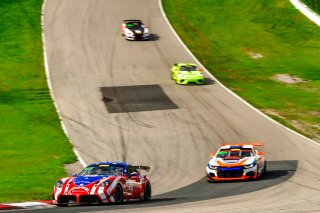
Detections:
[143, 182, 152, 201]
[262, 161, 267, 175]
[114, 184, 123, 204]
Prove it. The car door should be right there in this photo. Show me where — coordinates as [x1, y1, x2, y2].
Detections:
[130, 173, 143, 197]
[127, 166, 143, 198]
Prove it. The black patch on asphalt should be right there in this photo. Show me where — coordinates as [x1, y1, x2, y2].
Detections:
[100, 85, 178, 113]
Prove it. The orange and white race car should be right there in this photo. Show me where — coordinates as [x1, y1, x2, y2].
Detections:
[206, 143, 267, 182]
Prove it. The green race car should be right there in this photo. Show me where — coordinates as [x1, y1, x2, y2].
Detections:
[171, 63, 204, 85]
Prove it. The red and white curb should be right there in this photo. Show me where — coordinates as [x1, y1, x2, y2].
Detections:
[0, 201, 53, 211]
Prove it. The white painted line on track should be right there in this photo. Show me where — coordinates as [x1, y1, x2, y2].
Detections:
[290, 0, 320, 27]
[158, 0, 319, 145]
[41, 0, 87, 167]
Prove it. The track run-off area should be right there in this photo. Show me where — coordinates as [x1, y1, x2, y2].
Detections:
[14, 0, 320, 212]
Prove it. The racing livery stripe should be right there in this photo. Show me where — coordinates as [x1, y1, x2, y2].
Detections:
[63, 177, 74, 194]
[107, 177, 121, 200]
[90, 183, 98, 195]
[98, 187, 108, 203]
[55, 177, 71, 200]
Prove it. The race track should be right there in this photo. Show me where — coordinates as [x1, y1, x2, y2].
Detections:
[39, 0, 320, 212]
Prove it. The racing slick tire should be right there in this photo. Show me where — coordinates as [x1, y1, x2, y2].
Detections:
[56, 204, 68, 207]
[262, 161, 267, 175]
[143, 182, 152, 201]
[140, 182, 151, 201]
[114, 184, 124, 204]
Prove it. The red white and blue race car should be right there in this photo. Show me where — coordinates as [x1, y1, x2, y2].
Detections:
[206, 143, 267, 182]
[53, 162, 151, 206]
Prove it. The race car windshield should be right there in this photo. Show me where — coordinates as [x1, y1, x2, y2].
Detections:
[78, 164, 124, 176]
[216, 149, 253, 158]
[180, 66, 197, 71]
[126, 22, 143, 29]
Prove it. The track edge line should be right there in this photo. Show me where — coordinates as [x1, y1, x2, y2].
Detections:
[41, 0, 87, 167]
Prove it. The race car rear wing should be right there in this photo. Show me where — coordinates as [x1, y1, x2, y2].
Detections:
[222, 142, 264, 147]
[131, 165, 150, 172]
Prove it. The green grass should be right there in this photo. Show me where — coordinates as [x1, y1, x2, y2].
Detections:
[301, 0, 320, 14]
[0, 0, 76, 202]
[163, 0, 320, 141]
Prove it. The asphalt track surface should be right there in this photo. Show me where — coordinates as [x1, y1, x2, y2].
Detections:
[36, 0, 320, 212]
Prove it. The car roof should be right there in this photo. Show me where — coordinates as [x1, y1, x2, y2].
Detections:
[219, 143, 263, 150]
[87, 162, 128, 167]
[177, 63, 197, 67]
[123, 19, 142, 23]
[220, 145, 254, 149]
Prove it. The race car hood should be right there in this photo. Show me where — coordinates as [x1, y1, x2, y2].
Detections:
[209, 156, 255, 166]
[74, 175, 108, 186]
[127, 26, 145, 34]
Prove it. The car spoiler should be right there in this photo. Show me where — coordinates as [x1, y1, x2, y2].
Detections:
[132, 165, 150, 172]
[123, 19, 142, 23]
[222, 142, 264, 147]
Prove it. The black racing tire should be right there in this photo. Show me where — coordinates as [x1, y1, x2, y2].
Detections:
[257, 161, 267, 178]
[263, 161, 267, 175]
[56, 204, 68, 207]
[143, 182, 152, 201]
[114, 184, 123, 204]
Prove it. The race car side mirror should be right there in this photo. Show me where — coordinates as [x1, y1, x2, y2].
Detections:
[72, 173, 78, 177]
[209, 153, 215, 157]
[257, 151, 263, 155]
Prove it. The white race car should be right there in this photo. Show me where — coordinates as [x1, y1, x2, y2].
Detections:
[206, 143, 267, 182]
[121, 20, 150, 40]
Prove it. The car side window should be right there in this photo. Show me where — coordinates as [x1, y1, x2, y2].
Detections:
[127, 166, 139, 178]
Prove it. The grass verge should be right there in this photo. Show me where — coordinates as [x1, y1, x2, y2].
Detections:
[163, 0, 320, 142]
[301, 0, 320, 14]
[0, 0, 76, 202]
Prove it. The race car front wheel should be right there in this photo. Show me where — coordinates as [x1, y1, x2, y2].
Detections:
[114, 184, 123, 204]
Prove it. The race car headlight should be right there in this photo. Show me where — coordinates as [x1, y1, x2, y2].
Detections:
[207, 164, 218, 170]
[99, 180, 110, 188]
[243, 162, 256, 169]
[144, 28, 150, 35]
[55, 180, 64, 188]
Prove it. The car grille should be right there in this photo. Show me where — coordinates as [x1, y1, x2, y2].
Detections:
[58, 195, 76, 204]
[58, 195, 101, 204]
[217, 167, 243, 178]
[135, 34, 143, 40]
[79, 195, 100, 204]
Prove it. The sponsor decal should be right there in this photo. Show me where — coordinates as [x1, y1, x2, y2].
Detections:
[224, 160, 239, 164]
